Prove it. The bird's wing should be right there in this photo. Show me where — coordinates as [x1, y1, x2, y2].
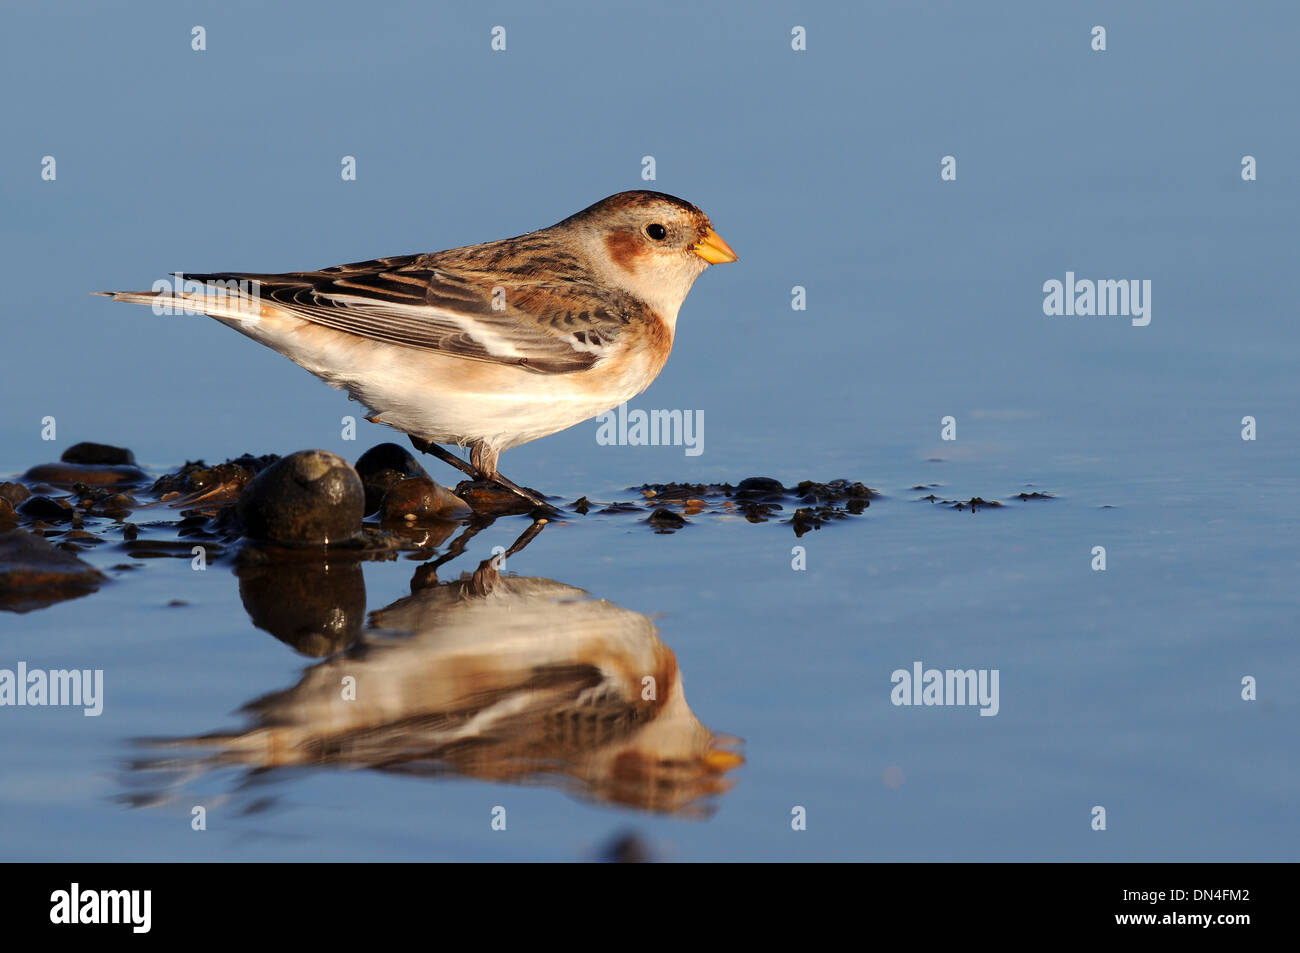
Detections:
[183, 255, 639, 374]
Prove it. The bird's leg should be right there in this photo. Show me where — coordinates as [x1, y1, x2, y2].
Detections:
[471, 442, 560, 514]
[408, 435, 484, 481]
[408, 436, 557, 513]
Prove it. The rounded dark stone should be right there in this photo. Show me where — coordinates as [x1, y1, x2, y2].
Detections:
[646, 507, 687, 529]
[354, 443, 431, 515]
[235, 450, 364, 544]
[454, 481, 538, 516]
[0, 528, 105, 612]
[60, 442, 136, 466]
[736, 477, 786, 494]
[380, 477, 470, 522]
[17, 496, 74, 522]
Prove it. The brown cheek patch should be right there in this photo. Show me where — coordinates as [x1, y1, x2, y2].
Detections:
[604, 231, 642, 274]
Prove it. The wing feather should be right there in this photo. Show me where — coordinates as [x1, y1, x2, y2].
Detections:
[183, 254, 638, 374]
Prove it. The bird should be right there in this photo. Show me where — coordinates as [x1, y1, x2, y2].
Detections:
[96, 191, 737, 510]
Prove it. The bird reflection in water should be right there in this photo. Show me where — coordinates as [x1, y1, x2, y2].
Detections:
[127, 518, 743, 817]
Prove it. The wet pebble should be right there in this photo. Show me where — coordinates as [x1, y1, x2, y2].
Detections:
[735, 476, 786, 500]
[380, 476, 470, 523]
[794, 479, 876, 503]
[0, 482, 31, 507]
[21, 462, 147, 487]
[94, 492, 136, 517]
[640, 482, 724, 501]
[235, 450, 364, 545]
[0, 528, 105, 612]
[60, 442, 136, 466]
[354, 443, 432, 515]
[646, 508, 687, 531]
[17, 496, 75, 523]
[152, 453, 278, 498]
[455, 481, 543, 516]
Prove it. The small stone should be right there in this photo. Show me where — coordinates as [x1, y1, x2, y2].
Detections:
[646, 508, 687, 530]
[0, 483, 31, 507]
[17, 496, 74, 523]
[735, 477, 786, 502]
[455, 481, 542, 516]
[21, 462, 147, 487]
[95, 492, 136, 517]
[737, 477, 785, 494]
[236, 450, 365, 545]
[380, 477, 470, 522]
[151, 454, 276, 498]
[60, 442, 136, 466]
[0, 528, 104, 613]
[354, 443, 431, 515]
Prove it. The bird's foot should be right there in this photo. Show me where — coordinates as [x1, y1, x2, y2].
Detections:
[408, 436, 560, 517]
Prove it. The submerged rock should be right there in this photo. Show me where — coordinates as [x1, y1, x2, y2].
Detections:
[60, 442, 136, 466]
[235, 450, 364, 545]
[0, 528, 105, 613]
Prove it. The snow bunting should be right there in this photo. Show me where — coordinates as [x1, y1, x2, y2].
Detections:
[97, 191, 737, 509]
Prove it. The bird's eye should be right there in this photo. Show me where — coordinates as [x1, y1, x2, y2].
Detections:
[645, 224, 668, 241]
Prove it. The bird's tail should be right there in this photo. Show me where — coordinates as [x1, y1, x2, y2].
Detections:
[93, 276, 266, 326]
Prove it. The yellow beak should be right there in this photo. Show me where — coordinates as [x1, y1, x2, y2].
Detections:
[693, 228, 739, 265]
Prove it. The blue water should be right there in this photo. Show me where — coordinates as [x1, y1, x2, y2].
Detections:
[1, 0, 1296, 861]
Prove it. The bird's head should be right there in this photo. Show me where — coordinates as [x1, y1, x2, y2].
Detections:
[558, 190, 737, 322]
